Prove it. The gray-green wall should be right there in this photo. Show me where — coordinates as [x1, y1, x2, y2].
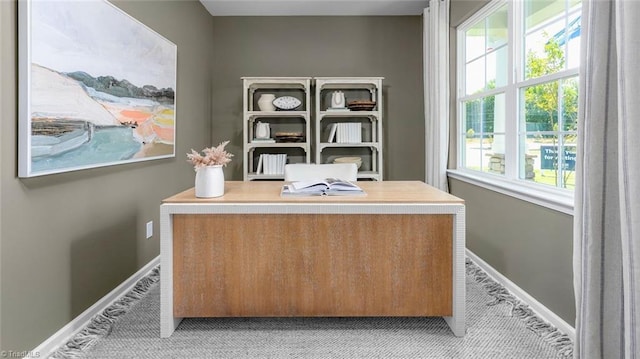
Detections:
[448, 0, 575, 324]
[448, 179, 575, 322]
[0, 0, 214, 352]
[1, 6, 425, 353]
[209, 16, 425, 181]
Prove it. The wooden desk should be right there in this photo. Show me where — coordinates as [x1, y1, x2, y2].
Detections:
[160, 181, 465, 337]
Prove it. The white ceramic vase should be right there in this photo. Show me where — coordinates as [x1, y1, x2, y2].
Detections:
[257, 94, 276, 111]
[195, 165, 224, 198]
[331, 91, 345, 108]
[255, 121, 271, 139]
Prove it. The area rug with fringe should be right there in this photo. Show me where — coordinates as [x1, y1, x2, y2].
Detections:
[50, 259, 573, 358]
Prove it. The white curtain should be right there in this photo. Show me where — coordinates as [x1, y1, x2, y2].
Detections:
[423, 0, 450, 192]
[573, 1, 640, 358]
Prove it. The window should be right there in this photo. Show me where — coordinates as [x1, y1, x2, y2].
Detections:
[455, 0, 581, 209]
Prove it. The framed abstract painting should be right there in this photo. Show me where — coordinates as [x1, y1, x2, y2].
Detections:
[18, 0, 177, 177]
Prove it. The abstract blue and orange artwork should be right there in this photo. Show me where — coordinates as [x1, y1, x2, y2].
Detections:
[19, 0, 177, 177]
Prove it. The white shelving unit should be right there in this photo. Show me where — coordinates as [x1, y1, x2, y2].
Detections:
[242, 77, 312, 181]
[314, 77, 384, 181]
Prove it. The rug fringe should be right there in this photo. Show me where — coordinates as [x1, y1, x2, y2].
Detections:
[49, 260, 574, 358]
[465, 258, 574, 358]
[48, 266, 160, 359]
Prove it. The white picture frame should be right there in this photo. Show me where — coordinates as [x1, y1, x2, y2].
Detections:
[18, 0, 177, 177]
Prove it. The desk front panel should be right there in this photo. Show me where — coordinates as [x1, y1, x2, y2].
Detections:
[173, 213, 452, 318]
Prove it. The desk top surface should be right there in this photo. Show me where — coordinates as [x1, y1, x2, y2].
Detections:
[162, 181, 463, 204]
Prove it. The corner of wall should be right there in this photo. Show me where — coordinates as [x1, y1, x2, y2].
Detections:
[0, 1, 5, 351]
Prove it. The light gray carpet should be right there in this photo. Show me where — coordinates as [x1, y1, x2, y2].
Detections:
[51, 259, 573, 358]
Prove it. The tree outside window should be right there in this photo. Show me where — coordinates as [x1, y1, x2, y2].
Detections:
[522, 34, 579, 189]
[458, 0, 580, 192]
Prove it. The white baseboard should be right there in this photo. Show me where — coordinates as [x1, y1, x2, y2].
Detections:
[29, 256, 160, 359]
[466, 249, 575, 340]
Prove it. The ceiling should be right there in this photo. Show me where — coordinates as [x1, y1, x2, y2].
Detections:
[198, 0, 430, 16]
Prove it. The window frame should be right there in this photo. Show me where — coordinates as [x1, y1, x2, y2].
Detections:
[450, 0, 579, 215]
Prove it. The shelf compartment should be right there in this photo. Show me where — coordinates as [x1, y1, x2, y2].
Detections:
[319, 142, 380, 150]
[319, 117, 377, 144]
[319, 111, 379, 118]
[248, 117, 309, 144]
[248, 143, 309, 150]
[314, 77, 381, 90]
[248, 111, 308, 118]
[244, 77, 310, 88]
[318, 146, 380, 175]
[249, 90, 308, 112]
[247, 147, 309, 181]
[317, 89, 377, 112]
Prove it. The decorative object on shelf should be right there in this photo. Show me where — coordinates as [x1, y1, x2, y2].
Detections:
[255, 121, 271, 139]
[333, 156, 362, 169]
[330, 91, 346, 109]
[187, 141, 233, 198]
[257, 94, 276, 111]
[273, 96, 302, 110]
[275, 132, 305, 143]
[347, 100, 376, 111]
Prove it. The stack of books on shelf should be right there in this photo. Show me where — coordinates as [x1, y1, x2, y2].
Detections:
[256, 154, 287, 175]
[327, 123, 362, 143]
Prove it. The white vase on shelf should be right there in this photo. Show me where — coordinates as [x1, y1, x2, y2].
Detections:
[330, 91, 345, 108]
[195, 165, 224, 198]
[257, 94, 276, 111]
[255, 121, 271, 139]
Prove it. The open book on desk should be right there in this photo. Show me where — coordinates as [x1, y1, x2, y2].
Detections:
[281, 178, 366, 197]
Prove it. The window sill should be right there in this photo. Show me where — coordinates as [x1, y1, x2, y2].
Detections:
[447, 169, 574, 215]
